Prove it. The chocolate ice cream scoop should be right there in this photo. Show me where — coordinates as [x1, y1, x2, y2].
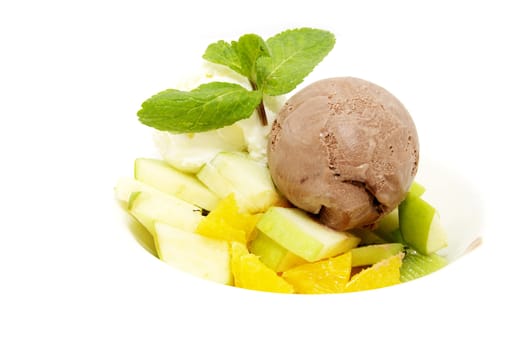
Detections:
[267, 77, 419, 231]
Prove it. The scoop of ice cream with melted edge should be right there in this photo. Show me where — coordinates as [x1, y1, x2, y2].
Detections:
[267, 77, 419, 231]
[153, 61, 285, 173]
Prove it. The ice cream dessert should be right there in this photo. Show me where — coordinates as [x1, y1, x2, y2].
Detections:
[268, 77, 419, 231]
[116, 28, 450, 294]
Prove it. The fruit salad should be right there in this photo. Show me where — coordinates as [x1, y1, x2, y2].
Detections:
[115, 28, 449, 294]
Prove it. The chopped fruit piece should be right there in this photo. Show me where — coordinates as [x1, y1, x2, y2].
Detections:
[399, 194, 448, 255]
[373, 183, 425, 242]
[230, 242, 294, 293]
[344, 253, 404, 292]
[196, 194, 260, 244]
[256, 207, 360, 262]
[115, 177, 168, 204]
[350, 228, 387, 245]
[197, 152, 280, 213]
[400, 249, 448, 282]
[408, 181, 426, 197]
[250, 231, 307, 272]
[351, 243, 404, 267]
[134, 158, 219, 211]
[374, 209, 400, 241]
[390, 229, 405, 244]
[128, 191, 203, 235]
[124, 213, 158, 258]
[282, 252, 352, 294]
[154, 222, 232, 285]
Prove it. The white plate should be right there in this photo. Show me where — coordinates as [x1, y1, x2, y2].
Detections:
[2, 1, 526, 349]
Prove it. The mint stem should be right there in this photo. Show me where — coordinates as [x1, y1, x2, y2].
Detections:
[250, 80, 268, 126]
[256, 101, 268, 126]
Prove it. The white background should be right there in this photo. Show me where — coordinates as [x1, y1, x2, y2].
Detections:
[1, 1, 526, 349]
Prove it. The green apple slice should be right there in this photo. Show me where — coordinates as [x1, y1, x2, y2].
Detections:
[390, 229, 405, 244]
[408, 181, 426, 197]
[115, 177, 193, 206]
[249, 230, 307, 272]
[154, 222, 232, 285]
[350, 243, 404, 267]
[399, 194, 448, 255]
[197, 152, 280, 213]
[134, 158, 219, 211]
[115, 177, 166, 203]
[374, 209, 400, 242]
[128, 191, 203, 235]
[256, 207, 360, 262]
[374, 182, 425, 242]
[349, 228, 387, 245]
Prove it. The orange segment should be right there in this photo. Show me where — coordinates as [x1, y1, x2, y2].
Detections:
[196, 194, 260, 243]
[230, 242, 294, 294]
[344, 252, 404, 292]
[282, 252, 352, 294]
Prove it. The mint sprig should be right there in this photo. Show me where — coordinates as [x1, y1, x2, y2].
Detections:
[257, 28, 336, 96]
[137, 82, 262, 133]
[138, 28, 335, 133]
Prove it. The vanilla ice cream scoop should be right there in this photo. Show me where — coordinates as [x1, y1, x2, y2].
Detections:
[153, 61, 285, 173]
[267, 77, 419, 230]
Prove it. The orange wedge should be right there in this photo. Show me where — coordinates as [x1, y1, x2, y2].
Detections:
[344, 252, 404, 292]
[230, 242, 294, 294]
[196, 194, 260, 243]
[282, 252, 352, 294]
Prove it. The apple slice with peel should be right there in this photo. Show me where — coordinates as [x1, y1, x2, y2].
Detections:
[115, 177, 167, 204]
[154, 222, 232, 285]
[249, 230, 307, 272]
[399, 194, 448, 255]
[134, 158, 219, 211]
[115, 177, 200, 207]
[128, 191, 203, 235]
[408, 181, 426, 197]
[197, 152, 280, 213]
[374, 209, 400, 242]
[256, 207, 360, 262]
[350, 228, 387, 245]
[350, 243, 404, 267]
[374, 181, 426, 242]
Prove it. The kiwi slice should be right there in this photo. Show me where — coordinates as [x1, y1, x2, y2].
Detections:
[400, 249, 448, 282]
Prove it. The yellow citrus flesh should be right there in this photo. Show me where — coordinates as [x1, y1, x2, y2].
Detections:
[344, 252, 404, 292]
[282, 252, 352, 294]
[196, 194, 260, 244]
[230, 242, 294, 294]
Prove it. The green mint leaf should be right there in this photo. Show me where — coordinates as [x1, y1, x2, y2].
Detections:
[203, 34, 270, 84]
[203, 40, 244, 76]
[233, 34, 270, 83]
[137, 82, 262, 133]
[257, 28, 335, 96]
